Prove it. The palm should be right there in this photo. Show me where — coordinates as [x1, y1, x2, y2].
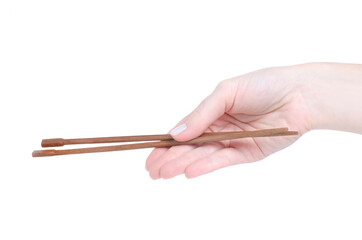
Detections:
[207, 105, 303, 162]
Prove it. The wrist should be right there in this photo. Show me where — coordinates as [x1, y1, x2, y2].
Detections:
[296, 62, 362, 134]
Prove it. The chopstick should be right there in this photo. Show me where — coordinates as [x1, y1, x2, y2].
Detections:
[41, 134, 177, 147]
[41, 127, 293, 147]
[32, 128, 298, 157]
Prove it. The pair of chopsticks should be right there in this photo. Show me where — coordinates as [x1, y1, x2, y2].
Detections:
[32, 127, 298, 157]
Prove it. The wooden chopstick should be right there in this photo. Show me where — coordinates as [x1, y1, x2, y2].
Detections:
[41, 134, 175, 147]
[32, 128, 298, 157]
[41, 127, 291, 147]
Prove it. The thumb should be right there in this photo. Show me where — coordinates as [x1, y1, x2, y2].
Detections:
[170, 82, 231, 142]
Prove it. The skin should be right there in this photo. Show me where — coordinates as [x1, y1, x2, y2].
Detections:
[145, 62, 362, 179]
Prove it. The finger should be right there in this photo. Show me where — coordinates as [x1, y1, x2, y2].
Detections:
[159, 143, 223, 179]
[148, 145, 196, 180]
[146, 113, 209, 171]
[170, 81, 235, 142]
[185, 148, 250, 178]
[145, 147, 169, 171]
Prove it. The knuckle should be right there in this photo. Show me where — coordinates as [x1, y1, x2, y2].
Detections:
[215, 79, 229, 91]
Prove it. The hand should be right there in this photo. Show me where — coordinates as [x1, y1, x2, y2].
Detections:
[146, 64, 312, 179]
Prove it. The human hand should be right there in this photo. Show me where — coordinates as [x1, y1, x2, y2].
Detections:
[147, 62, 362, 179]
[146, 64, 314, 179]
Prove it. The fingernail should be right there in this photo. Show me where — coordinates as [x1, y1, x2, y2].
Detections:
[171, 123, 187, 136]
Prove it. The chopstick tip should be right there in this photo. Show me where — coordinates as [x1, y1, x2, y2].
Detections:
[41, 138, 65, 147]
[32, 149, 57, 157]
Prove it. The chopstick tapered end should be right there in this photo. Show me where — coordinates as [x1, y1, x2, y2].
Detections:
[32, 149, 57, 157]
[41, 138, 65, 147]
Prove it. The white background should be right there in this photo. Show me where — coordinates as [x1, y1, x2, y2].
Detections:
[1, 0, 361, 239]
